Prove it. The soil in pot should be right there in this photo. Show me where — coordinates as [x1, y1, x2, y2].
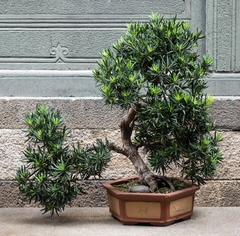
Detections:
[113, 177, 190, 194]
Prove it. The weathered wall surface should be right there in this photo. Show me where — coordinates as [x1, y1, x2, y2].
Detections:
[0, 0, 238, 96]
[0, 0, 239, 207]
[0, 98, 240, 207]
[0, 0, 203, 97]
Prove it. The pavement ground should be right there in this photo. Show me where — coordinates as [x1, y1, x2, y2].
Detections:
[0, 207, 239, 236]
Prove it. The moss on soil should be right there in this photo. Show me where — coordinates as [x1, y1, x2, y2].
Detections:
[113, 178, 190, 194]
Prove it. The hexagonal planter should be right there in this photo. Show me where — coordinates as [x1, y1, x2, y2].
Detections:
[103, 177, 199, 226]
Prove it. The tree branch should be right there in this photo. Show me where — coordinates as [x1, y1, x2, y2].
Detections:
[136, 136, 175, 149]
[136, 140, 163, 149]
[108, 142, 128, 156]
[86, 142, 127, 156]
[155, 176, 176, 191]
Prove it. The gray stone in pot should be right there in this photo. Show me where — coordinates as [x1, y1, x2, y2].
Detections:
[129, 185, 150, 193]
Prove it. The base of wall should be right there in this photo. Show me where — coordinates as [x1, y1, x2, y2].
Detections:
[0, 71, 239, 96]
[207, 73, 240, 96]
[0, 97, 239, 207]
[1, 180, 240, 208]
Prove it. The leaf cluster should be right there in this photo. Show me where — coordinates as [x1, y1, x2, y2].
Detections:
[94, 14, 222, 185]
[16, 105, 111, 216]
[72, 139, 111, 180]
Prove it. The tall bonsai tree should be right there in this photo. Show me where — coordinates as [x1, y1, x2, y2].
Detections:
[16, 105, 110, 215]
[93, 14, 222, 191]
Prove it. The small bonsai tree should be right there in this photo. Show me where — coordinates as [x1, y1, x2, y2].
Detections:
[93, 14, 222, 191]
[16, 105, 110, 215]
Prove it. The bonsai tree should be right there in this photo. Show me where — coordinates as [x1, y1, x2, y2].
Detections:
[16, 105, 110, 216]
[93, 14, 222, 192]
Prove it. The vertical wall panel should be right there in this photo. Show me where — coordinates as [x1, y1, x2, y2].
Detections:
[235, 0, 240, 71]
[206, 0, 239, 72]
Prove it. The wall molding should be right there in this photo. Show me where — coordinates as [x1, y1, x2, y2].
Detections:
[0, 69, 93, 77]
[0, 71, 239, 96]
[0, 0, 191, 24]
[0, 70, 98, 97]
[207, 73, 240, 95]
[206, 0, 239, 72]
[0, 44, 98, 64]
[0, 1, 192, 71]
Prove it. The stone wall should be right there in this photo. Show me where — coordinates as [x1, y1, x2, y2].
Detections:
[0, 0, 239, 208]
[0, 97, 240, 207]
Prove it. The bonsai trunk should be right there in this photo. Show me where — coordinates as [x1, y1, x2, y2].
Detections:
[119, 108, 158, 192]
[126, 146, 158, 192]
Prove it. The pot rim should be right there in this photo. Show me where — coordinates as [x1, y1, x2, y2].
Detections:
[103, 176, 199, 200]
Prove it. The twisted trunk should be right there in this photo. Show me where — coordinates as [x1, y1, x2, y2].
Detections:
[119, 108, 158, 192]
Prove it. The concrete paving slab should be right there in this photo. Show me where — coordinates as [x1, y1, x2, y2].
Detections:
[0, 207, 239, 236]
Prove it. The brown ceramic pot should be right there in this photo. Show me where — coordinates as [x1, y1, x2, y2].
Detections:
[103, 177, 199, 226]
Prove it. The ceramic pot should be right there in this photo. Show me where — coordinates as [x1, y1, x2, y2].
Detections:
[103, 177, 199, 226]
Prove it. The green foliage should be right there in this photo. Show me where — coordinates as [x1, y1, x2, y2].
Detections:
[16, 105, 111, 216]
[94, 14, 222, 185]
[72, 139, 111, 180]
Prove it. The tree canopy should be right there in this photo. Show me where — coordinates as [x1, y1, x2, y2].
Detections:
[94, 14, 222, 185]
